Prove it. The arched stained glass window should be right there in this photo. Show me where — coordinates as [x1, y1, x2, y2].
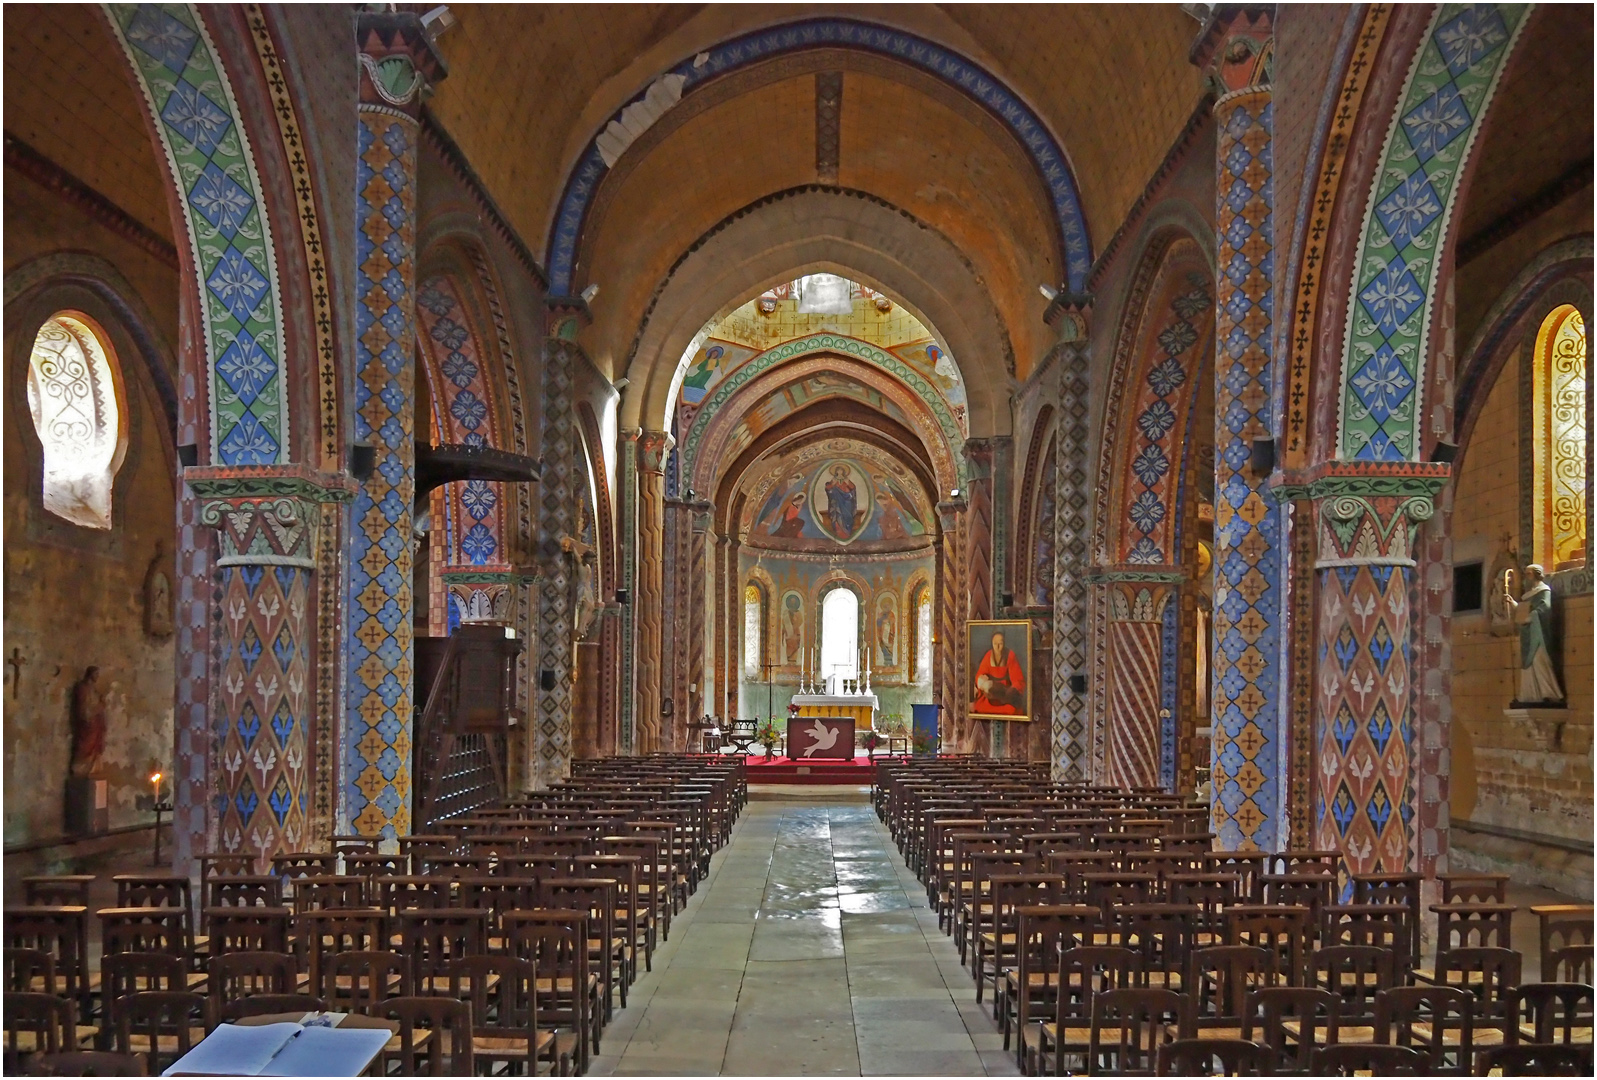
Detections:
[27, 313, 125, 529]
[916, 587, 933, 686]
[744, 584, 763, 676]
[1535, 305, 1588, 570]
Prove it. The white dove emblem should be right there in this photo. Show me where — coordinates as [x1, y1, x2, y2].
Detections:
[801, 719, 839, 758]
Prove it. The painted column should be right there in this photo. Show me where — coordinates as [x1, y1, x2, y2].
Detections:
[965, 439, 997, 754]
[714, 533, 731, 721]
[1103, 580, 1177, 790]
[635, 430, 671, 753]
[936, 499, 967, 751]
[1049, 326, 1093, 781]
[343, 14, 443, 838]
[536, 326, 581, 785]
[1197, 7, 1289, 850]
[687, 501, 713, 735]
[1286, 466, 1447, 891]
[189, 469, 354, 867]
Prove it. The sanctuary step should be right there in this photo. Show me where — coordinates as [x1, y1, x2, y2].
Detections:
[743, 753, 902, 785]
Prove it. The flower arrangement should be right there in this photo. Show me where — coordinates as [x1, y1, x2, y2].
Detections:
[754, 718, 781, 757]
[911, 728, 937, 756]
[861, 729, 884, 752]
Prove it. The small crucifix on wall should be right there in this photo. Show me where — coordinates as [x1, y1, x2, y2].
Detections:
[7, 648, 24, 699]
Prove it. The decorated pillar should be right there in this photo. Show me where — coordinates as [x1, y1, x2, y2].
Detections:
[686, 501, 713, 737]
[634, 430, 671, 753]
[1194, 6, 1290, 849]
[1101, 580, 1179, 791]
[715, 534, 735, 721]
[189, 469, 354, 867]
[1279, 465, 1448, 889]
[1047, 311, 1094, 781]
[965, 439, 997, 753]
[659, 496, 695, 751]
[343, 13, 444, 837]
[535, 321, 583, 785]
[935, 498, 967, 751]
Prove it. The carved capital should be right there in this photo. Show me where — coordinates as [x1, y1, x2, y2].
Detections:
[936, 498, 967, 532]
[637, 430, 673, 474]
[357, 12, 447, 112]
[187, 466, 356, 568]
[1191, 5, 1274, 95]
[1043, 291, 1093, 340]
[1274, 461, 1450, 568]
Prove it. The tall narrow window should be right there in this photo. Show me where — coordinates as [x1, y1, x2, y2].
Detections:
[744, 584, 764, 676]
[916, 588, 933, 686]
[27, 313, 125, 529]
[1535, 305, 1588, 570]
[820, 587, 859, 692]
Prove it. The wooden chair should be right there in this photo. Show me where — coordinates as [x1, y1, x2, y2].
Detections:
[108, 991, 207, 1075]
[444, 955, 573, 1077]
[978, 874, 1065, 1006]
[203, 875, 282, 909]
[1189, 946, 1278, 1036]
[220, 994, 329, 1025]
[1352, 872, 1422, 973]
[380, 996, 473, 1076]
[1004, 904, 1098, 1062]
[101, 953, 187, 1006]
[1549, 944, 1594, 984]
[1168, 874, 1241, 946]
[1417, 904, 1516, 984]
[201, 907, 291, 955]
[1226, 906, 1309, 986]
[393, 909, 489, 994]
[1026, 946, 1136, 1076]
[6, 909, 90, 1014]
[208, 951, 298, 1020]
[1531, 905, 1593, 982]
[1377, 984, 1475, 1076]
[1241, 986, 1338, 1076]
[1438, 873, 1509, 904]
[1154, 1037, 1266, 1076]
[298, 908, 387, 999]
[1312, 1042, 1424, 1075]
[5, 948, 56, 996]
[344, 852, 407, 877]
[1088, 986, 1191, 1076]
[504, 910, 596, 1075]
[290, 874, 368, 915]
[1433, 947, 1522, 1048]
[21, 878, 95, 909]
[5, 993, 77, 1071]
[1120, 904, 1196, 992]
[1310, 945, 1396, 1041]
[22, 1050, 143, 1076]
[111, 875, 189, 912]
[97, 910, 200, 991]
[323, 951, 408, 1015]
[1475, 1043, 1594, 1075]
[540, 878, 623, 1019]
[1507, 983, 1594, 1047]
[269, 852, 338, 880]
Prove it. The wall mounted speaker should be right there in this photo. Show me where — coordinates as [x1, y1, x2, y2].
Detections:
[351, 443, 376, 481]
[177, 443, 198, 467]
[539, 669, 556, 692]
[1431, 440, 1458, 463]
[1000, 592, 1015, 608]
[1250, 437, 1275, 475]
[614, 589, 630, 604]
[1068, 674, 1088, 695]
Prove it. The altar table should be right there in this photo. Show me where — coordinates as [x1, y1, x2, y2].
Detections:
[786, 716, 856, 759]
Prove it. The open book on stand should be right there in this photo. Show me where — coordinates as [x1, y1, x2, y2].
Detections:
[162, 1018, 392, 1077]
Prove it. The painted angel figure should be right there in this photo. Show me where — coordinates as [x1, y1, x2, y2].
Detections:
[1503, 564, 1564, 704]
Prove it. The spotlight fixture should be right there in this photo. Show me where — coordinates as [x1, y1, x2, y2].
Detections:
[581, 283, 600, 304]
[1039, 284, 1059, 302]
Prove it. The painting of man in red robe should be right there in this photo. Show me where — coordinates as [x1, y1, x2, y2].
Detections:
[968, 621, 1030, 719]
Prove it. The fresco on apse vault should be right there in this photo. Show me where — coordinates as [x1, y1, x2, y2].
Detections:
[743, 445, 932, 552]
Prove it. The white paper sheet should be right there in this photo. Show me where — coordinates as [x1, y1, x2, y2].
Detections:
[257, 1026, 393, 1077]
[163, 1023, 301, 1077]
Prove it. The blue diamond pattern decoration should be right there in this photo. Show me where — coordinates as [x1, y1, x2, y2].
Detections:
[188, 162, 254, 239]
[207, 248, 270, 323]
[216, 330, 273, 406]
[1375, 171, 1442, 251]
[125, 6, 198, 74]
[1358, 257, 1425, 336]
[159, 79, 232, 158]
[1352, 344, 1416, 424]
[1435, 4, 1509, 75]
[1401, 82, 1472, 165]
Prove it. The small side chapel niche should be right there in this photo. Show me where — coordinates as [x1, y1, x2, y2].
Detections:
[144, 541, 174, 639]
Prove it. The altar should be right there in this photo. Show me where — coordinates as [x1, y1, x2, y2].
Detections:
[791, 693, 877, 729]
[786, 715, 856, 759]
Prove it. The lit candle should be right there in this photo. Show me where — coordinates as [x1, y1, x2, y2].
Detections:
[150, 772, 163, 806]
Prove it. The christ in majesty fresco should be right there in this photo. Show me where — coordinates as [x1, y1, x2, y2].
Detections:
[823, 465, 858, 540]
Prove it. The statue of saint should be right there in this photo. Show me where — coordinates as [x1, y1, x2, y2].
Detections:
[1503, 564, 1564, 704]
[70, 666, 107, 778]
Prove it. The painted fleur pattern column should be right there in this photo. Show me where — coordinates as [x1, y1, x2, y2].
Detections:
[1200, 9, 1287, 850]
[190, 470, 354, 868]
[635, 431, 671, 755]
[344, 14, 443, 837]
[1051, 331, 1093, 781]
[536, 331, 580, 785]
[1299, 467, 1447, 892]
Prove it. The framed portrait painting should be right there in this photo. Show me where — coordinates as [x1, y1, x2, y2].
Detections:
[967, 619, 1031, 722]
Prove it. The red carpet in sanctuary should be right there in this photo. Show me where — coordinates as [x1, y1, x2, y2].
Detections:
[742, 754, 900, 784]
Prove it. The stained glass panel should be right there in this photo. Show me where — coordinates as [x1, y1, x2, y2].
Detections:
[1542, 307, 1587, 569]
[27, 313, 121, 529]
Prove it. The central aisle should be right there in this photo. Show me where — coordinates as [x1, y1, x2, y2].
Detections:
[590, 791, 1020, 1076]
